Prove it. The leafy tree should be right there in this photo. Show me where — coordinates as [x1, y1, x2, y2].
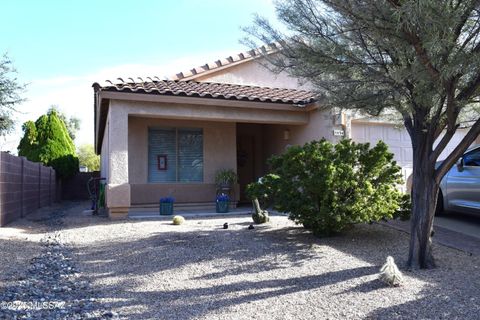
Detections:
[47, 106, 80, 141]
[0, 54, 25, 134]
[77, 144, 100, 171]
[246, 139, 408, 236]
[246, 0, 480, 269]
[18, 109, 78, 178]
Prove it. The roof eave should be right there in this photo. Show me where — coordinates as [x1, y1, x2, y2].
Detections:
[93, 89, 317, 155]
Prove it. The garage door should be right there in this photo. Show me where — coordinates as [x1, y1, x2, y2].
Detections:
[352, 122, 412, 191]
[351, 121, 469, 191]
[351, 122, 412, 166]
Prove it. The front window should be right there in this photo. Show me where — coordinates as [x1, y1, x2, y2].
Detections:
[148, 127, 203, 182]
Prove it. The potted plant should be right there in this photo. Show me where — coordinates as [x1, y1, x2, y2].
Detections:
[159, 197, 175, 215]
[215, 169, 238, 194]
[216, 194, 230, 213]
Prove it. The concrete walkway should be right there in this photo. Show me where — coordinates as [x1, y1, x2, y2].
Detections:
[382, 216, 480, 256]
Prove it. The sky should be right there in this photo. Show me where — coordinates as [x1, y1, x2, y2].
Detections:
[0, 0, 278, 153]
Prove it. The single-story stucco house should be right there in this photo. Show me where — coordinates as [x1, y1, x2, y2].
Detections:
[93, 46, 476, 219]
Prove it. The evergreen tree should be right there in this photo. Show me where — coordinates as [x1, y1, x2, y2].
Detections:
[18, 110, 78, 177]
[246, 0, 480, 268]
[47, 106, 80, 141]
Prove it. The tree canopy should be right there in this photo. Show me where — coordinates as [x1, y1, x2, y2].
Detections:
[0, 54, 25, 135]
[77, 144, 100, 172]
[18, 109, 78, 178]
[246, 0, 480, 268]
[47, 106, 81, 141]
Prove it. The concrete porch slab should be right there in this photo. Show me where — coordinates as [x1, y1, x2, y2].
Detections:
[129, 207, 252, 220]
[128, 207, 287, 220]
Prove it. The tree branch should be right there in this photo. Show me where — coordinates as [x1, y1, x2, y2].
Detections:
[430, 124, 459, 163]
[457, 72, 480, 101]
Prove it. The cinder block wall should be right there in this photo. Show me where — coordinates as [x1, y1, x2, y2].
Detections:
[62, 171, 100, 201]
[0, 152, 57, 226]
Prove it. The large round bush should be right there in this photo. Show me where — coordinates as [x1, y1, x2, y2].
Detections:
[247, 139, 409, 236]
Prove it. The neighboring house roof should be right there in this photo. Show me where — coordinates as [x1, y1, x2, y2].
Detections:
[97, 79, 316, 105]
[169, 44, 278, 81]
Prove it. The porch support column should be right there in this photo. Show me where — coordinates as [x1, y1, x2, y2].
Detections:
[106, 105, 130, 219]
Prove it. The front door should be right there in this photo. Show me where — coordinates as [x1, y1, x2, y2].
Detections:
[237, 135, 255, 202]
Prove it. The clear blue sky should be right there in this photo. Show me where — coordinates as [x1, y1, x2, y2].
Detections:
[0, 0, 278, 152]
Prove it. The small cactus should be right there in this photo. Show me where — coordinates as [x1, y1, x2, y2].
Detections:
[379, 256, 403, 287]
[252, 198, 269, 224]
[172, 215, 185, 225]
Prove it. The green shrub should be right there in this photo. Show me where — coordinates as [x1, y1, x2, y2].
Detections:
[393, 193, 412, 221]
[49, 155, 79, 179]
[172, 215, 185, 225]
[247, 139, 408, 236]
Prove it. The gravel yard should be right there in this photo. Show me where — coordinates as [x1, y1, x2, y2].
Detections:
[1, 202, 479, 319]
[0, 212, 45, 295]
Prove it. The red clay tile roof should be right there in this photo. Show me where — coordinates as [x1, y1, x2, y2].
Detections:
[96, 79, 316, 105]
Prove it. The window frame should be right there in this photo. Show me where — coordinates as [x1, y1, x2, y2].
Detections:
[148, 126, 204, 183]
[463, 147, 480, 167]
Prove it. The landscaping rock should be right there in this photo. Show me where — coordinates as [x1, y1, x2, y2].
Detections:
[0, 208, 117, 319]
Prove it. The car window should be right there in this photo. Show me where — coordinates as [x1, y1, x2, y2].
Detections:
[463, 148, 480, 167]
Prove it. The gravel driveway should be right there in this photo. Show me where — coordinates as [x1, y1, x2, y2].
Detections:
[2, 202, 479, 319]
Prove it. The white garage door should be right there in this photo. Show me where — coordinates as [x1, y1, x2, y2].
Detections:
[351, 122, 413, 191]
[351, 121, 469, 191]
[351, 122, 413, 167]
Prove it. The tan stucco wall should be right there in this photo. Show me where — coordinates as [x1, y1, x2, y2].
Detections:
[128, 117, 236, 184]
[196, 56, 313, 91]
[195, 56, 343, 158]
[105, 103, 131, 216]
[264, 109, 340, 157]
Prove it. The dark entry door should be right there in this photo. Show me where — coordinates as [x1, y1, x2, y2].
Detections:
[237, 135, 255, 202]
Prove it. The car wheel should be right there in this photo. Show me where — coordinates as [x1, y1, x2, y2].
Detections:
[435, 191, 444, 216]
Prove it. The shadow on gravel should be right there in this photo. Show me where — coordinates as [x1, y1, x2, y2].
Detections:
[77, 226, 321, 280]
[321, 224, 480, 319]
[22, 203, 476, 319]
[74, 224, 383, 318]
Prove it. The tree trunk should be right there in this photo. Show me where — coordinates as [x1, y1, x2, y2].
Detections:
[407, 137, 439, 269]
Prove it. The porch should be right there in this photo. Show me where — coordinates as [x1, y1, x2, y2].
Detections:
[127, 118, 300, 212]
[93, 80, 321, 219]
